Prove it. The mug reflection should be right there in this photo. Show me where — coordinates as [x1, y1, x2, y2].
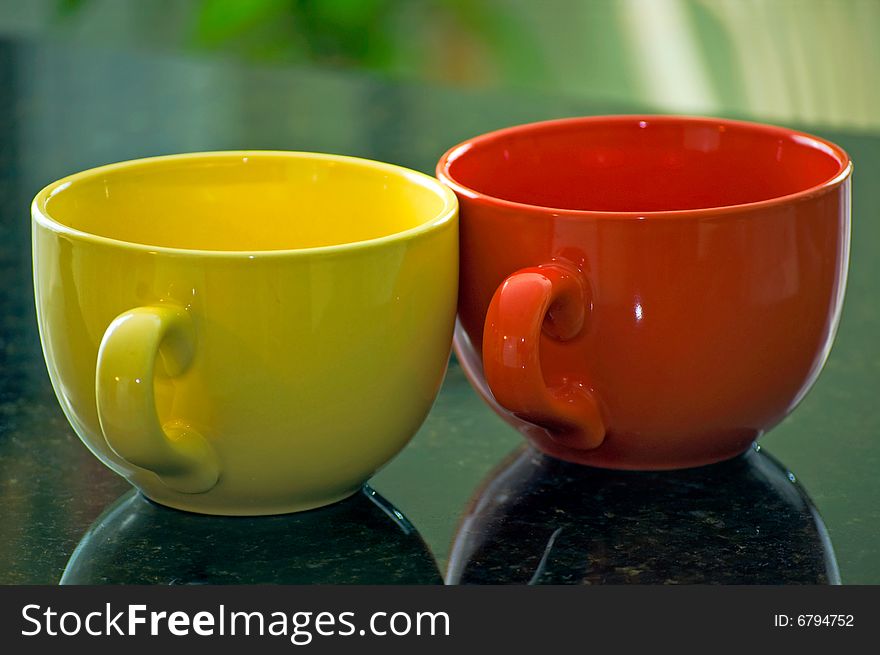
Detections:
[447, 444, 839, 585]
[61, 486, 441, 584]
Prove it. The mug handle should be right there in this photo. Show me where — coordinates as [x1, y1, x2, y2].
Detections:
[96, 304, 220, 494]
[482, 262, 606, 450]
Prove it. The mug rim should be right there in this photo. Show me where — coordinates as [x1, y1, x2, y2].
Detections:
[32, 150, 458, 258]
[436, 114, 853, 220]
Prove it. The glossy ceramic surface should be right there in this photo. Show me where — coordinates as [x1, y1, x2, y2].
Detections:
[438, 116, 852, 469]
[33, 151, 458, 515]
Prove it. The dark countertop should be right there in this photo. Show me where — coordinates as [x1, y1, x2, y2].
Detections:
[0, 36, 877, 584]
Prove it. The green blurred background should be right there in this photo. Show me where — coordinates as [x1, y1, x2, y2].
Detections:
[0, 0, 877, 131]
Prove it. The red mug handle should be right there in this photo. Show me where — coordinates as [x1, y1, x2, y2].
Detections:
[482, 262, 605, 450]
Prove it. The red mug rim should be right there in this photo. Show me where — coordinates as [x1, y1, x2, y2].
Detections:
[435, 114, 853, 220]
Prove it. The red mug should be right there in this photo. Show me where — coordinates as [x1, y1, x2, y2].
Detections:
[437, 115, 852, 470]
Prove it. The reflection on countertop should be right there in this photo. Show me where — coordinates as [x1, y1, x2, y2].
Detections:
[61, 486, 441, 585]
[447, 444, 839, 585]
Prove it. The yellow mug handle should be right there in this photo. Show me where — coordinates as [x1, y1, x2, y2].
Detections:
[96, 304, 219, 494]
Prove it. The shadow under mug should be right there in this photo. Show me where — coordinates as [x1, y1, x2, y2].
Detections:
[438, 115, 852, 469]
[33, 151, 458, 515]
[61, 486, 441, 585]
[446, 444, 839, 584]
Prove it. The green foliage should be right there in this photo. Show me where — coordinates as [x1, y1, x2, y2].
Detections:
[54, 0, 545, 83]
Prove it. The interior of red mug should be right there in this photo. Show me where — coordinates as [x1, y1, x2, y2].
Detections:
[443, 117, 848, 212]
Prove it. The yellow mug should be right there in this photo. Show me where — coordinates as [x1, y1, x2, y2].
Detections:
[32, 151, 458, 515]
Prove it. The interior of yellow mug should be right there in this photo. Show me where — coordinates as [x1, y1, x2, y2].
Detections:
[36, 152, 453, 251]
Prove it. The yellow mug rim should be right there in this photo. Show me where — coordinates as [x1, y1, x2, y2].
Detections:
[31, 150, 458, 258]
